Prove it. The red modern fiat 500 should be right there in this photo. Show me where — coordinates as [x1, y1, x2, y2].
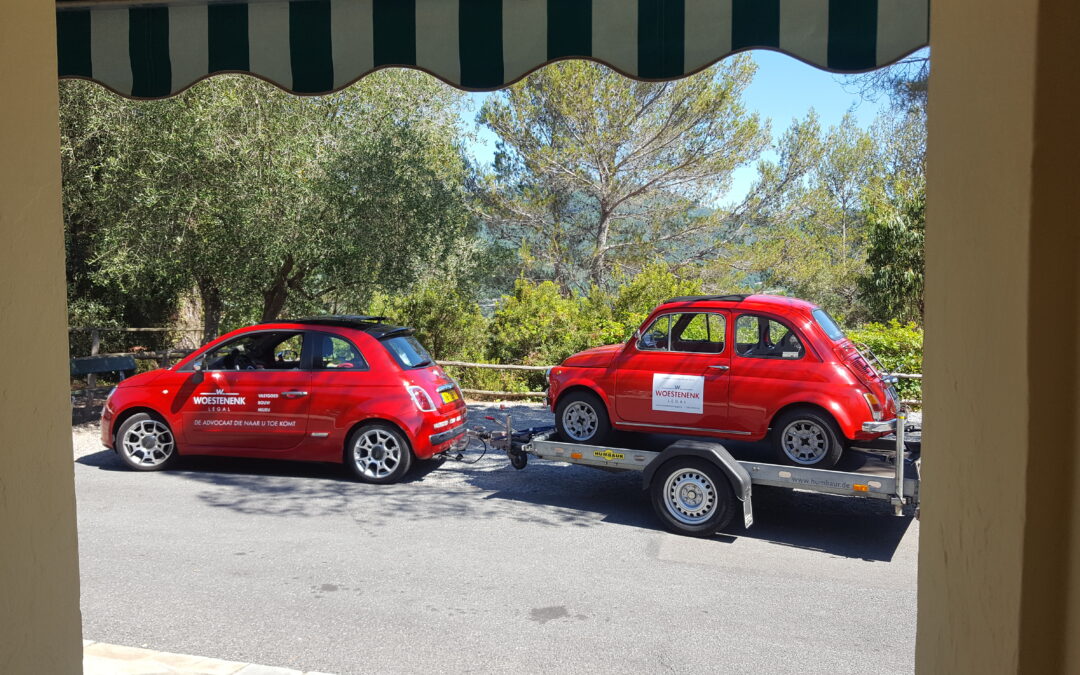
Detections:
[101, 316, 466, 483]
[547, 295, 899, 469]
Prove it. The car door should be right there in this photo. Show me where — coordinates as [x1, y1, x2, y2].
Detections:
[613, 311, 730, 430]
[726, 313, 812, 435]
[303, 330, 385, 442]
[180, 331, 311, 451]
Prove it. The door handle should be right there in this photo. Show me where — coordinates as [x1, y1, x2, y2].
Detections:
[709, 365, 730, 371]
[281, 390, 309, 398]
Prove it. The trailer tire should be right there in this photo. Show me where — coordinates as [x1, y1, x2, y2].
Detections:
[555, 391, 612, 445]
[650, 458, 735, 537]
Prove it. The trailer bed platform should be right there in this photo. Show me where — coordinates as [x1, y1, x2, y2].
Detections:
[492, 413, 918, 536]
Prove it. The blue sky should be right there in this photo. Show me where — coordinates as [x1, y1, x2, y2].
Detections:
[458, 50, 889, 205]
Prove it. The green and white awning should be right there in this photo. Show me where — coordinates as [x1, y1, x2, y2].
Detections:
[57, 0, 928, 99]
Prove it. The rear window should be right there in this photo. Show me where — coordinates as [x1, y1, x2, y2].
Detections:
[381, 335, 434, 369]
[813, 309, 846, 341]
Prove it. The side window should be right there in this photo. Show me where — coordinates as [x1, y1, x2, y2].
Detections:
[203, 331, 303, 371]
[637, 315, 671, 351]
[671, 313, 725, 354]
[310, 334, 367, 370]
[735, 315, 804, 359]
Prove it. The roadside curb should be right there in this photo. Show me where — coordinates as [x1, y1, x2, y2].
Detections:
[83, 640, 335, 675]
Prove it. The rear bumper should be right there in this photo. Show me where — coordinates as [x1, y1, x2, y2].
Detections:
[861, 419, 897, 434]
[429, 424, 466, 447]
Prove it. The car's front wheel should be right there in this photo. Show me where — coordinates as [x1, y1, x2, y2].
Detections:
[346, 423, 414, 484]
[770, 408, 846, 469]
[555, 390, 612, 445]
[116, 412, 178, 471]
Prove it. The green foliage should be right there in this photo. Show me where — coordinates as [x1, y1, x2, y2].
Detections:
[60, 73, 471, 339]
[847, 320, 923, 401]
[477, 57, 767, 291]
[710, 112, 880, 322]
[859, 191, 925, 323]
[369, 282, 487, 361]
[487, 280, 587, 367]
[610, 264, 704, 332]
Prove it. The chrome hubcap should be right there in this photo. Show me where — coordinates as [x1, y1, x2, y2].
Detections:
[354, 429, 402, 479]
[663, 470, 717, 525]
[121, 420, 174, 466]
[781, 420, 829, 464]
[562, 401, 599, 441]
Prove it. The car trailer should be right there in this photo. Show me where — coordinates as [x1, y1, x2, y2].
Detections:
[471, 412, 919, 538]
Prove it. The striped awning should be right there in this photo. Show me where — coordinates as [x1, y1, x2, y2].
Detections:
[56, 0, 929, 99]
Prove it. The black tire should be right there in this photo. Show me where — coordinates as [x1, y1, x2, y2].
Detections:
[770, 407, 846, 469]
[115, 412, 178, 472]
[345, 423, 414, 484]
[554, 390, 612, 445]
[650, 458, 735, 537]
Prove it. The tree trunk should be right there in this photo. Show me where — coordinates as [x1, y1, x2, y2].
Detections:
[590, 208, 613, 287]
[260, 255, 307, 322]
[197, 278, 223, 344]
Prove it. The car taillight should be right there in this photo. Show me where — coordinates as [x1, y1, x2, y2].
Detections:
[863, 393, 884, 421]
[406, 385, 436, 412]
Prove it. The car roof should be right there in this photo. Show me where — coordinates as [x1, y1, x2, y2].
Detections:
[657, 294, 820, 313]
[257, 315, 414, 339]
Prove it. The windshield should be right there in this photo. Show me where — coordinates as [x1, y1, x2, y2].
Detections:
[812, 309, 846, 341]
[381, 335, 434, 369]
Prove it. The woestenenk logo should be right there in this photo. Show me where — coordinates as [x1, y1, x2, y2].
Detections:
[192, 388, 245, 406]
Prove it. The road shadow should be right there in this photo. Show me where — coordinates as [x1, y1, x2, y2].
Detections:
[78, 435, 913, 560]
[469, 458, 913, 562]
[78, 448, 443, 481]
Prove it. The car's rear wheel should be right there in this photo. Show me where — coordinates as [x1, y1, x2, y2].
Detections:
[555, 390, 612, 445]
[771, 408, 845, 469]
[346, 423, 413, 484]
[116, 412, 178, 471]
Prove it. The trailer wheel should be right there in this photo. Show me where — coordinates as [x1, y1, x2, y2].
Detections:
[650, 458, 735, 537]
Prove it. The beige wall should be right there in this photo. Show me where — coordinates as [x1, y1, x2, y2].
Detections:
[919, 0, 1080, 671]
[0, 0, 83, 673]
[0, 0, 1077, 672]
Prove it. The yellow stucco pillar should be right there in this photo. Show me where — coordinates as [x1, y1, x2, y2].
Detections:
[0, 1, 83, 673]
[919, 0, 1079, 671]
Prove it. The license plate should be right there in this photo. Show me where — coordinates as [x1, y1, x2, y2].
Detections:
[440, 390, 460, 404]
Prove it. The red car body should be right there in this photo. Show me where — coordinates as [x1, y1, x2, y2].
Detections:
[547, 295, 899, 467]
[101, 317, 466, 475]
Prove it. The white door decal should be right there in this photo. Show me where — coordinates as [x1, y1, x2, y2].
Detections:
[652, 373, 704, 414]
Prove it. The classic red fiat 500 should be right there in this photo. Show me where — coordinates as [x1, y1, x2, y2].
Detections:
[101, 316, 466, 483]
[547, 295, 898, 468]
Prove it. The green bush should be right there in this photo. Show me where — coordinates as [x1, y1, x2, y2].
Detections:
[487, 280, 589, 365]
[847, 320, 923, 402]
[611, 264, 703, 333]
[369, 282, 487, 361]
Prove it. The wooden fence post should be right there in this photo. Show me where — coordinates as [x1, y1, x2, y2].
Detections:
[85, 328, 100, 406]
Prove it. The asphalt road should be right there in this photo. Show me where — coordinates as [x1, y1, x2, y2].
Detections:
[73, 403, 918, 674]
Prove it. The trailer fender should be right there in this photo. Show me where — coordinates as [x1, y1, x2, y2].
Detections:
[642, 440, 754, 529]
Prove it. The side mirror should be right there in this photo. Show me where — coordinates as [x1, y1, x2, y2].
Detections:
[192, 358, 204, 372]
